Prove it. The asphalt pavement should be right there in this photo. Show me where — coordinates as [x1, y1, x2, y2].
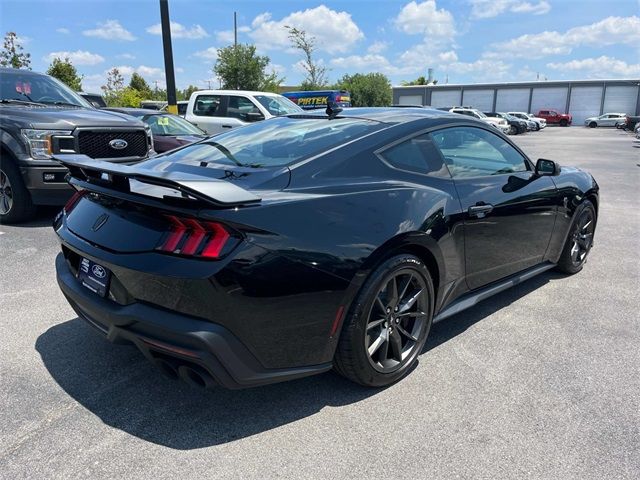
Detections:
[1, 127, 638, 479]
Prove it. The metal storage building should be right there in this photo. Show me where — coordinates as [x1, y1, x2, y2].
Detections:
[393, 79, 640, 124]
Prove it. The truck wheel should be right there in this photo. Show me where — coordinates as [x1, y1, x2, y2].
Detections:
[560, 119, 568, 127]
[0, 158, 36, 224]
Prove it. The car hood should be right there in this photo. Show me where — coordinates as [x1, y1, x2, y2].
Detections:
[0, 105, 147, 130]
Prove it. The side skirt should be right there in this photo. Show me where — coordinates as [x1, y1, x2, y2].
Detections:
[433, 262, 556, 323]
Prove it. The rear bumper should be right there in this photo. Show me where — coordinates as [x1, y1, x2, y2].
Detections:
[55, 253, 332, 389]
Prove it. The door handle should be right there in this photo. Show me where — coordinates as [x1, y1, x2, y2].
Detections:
[468, 203, 494, 218]
[221, 125, 233, 128]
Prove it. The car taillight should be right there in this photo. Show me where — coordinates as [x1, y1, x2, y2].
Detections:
[157, 215, 232, 259]
[63, 189, 86, 214]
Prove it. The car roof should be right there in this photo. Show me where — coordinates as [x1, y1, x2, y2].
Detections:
[0, 67, 47, 76]
[192, 89, 283, 96]
[289, 107, 463, 125]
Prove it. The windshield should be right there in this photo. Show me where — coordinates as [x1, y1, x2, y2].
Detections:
[144, 116, 382, 168]
[143, 114, 205, 136]
[0, 71, 91, 107]
[254, 95, 302, 116]
[475, 110, 487, 118]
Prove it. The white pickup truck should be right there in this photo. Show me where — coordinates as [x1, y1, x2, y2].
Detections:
[184, 90, 303, 135]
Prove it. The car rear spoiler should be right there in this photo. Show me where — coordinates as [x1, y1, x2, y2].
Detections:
[53, 154, 261, 208]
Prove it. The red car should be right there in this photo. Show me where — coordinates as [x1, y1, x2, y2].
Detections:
[536, 109, 572, 126]
[105, 108, 207, 153]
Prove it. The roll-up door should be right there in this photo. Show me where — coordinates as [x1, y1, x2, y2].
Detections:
[603, 86, 639, 114]
[431, 89, 462, 108]
[397, 95, 424, 106]
[495, 88, 530, 113]
[530, 87, 569, 114]
[461, 89, 493, 111]
[569, 86, 603, 124]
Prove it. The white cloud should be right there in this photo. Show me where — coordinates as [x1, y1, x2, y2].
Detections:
[393, 1, 456, 42]
[116, 53, 135, 60]
[331, 54, 400, 74]
[215, 26, 250, 44]
[81, 74, 105, 93]
[45, 50, 105, 66]
[83, 20, 136, 41]
[193, 47, 218, 60]
[248, 5, 364, 53]
[56, 28, 70, 34]
[547, 56, 640, 78]
[485, 16, 640, 59]
[146, 22, 209, 39]
[367, 41, 389, 54]
[469, 0, 550, 19]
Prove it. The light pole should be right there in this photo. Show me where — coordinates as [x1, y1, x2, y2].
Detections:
[159, 0, 177, 114]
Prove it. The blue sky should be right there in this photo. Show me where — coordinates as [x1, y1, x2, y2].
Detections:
[1, 0, 639, 92]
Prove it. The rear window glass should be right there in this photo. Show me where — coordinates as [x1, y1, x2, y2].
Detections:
[146, 116, 382, 168]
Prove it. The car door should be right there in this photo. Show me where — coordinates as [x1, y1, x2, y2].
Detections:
[225, 95, 266, 128]
[186, 93, 226, 134]
[431, 126, 558, 290]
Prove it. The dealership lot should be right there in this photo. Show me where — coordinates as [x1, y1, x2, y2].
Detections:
[0, 128, 638, 479]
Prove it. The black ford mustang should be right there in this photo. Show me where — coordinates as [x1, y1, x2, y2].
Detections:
[53, 108, 598, 389]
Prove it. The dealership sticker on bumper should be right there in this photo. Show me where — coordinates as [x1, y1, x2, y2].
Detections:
[78, 257, 111, 297]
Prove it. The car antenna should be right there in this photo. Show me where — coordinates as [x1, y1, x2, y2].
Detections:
[326, 101, 343, 120]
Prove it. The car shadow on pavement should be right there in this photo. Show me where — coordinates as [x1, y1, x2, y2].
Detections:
[5, 206, 60, 228]
[36, 270, 562, 450]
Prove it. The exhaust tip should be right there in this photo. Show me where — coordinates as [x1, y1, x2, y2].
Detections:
[154, 358, 179, 380]
[178, 364, 215, 389]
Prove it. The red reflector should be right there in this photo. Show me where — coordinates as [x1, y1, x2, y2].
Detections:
[63, 190, 85, 214]
[201, 222, 230, 258]
[329, 306, 345, 337]
[161, 215, 187, 252]
[181, 218, 207, 255]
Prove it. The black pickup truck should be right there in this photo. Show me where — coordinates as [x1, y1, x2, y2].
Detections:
[0, 68, 153, 223]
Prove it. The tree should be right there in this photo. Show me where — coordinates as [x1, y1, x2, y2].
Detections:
[0, 31, 31, 69]
[46, 57, 82, 91]
[286, 26, 327, 90]
[129, 72, 152, 98]
[182, 84, 199, 101]
[402, 75, 427, 86]
[333, 73, 392, 107]
[214, 44, 277, 91]
[102, 67, 125, 106]
[261, 70, 284, 93]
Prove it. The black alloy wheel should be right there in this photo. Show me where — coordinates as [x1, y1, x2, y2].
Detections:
[557, 201, 596, 274]
[589, 121, 597, 128]
[334, 254, 434, 387]
[0, 169, 13, 216]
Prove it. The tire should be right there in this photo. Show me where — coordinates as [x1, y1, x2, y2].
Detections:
[556, 200, 596, 275]
[334, 254, 434, 387]
[535, 124, 540, 131]
[559, 119, 568, 127]
[589, 122, 597, 128]
[0, 156, 36, 224]
[509, 125, 517, 135]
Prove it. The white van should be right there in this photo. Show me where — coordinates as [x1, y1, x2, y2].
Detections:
[184, 90, 302, 135]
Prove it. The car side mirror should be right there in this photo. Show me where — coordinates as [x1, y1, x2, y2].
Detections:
[535, 158, 560, 176]
[245, 112, 265, 122]
[90, 101, 102, 108]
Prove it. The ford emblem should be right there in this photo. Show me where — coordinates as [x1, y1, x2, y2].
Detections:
[109, 138, 128, 150]
[91, 264, 107, 279]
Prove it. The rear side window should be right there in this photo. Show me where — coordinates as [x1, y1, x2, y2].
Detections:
[227, 96, 260, 120]
[379, 134, 451, 178]
[431, 127, 529, 178]
[193, 95, 222, 117]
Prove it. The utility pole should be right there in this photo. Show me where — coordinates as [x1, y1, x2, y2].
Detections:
[159, 0, 177, 114]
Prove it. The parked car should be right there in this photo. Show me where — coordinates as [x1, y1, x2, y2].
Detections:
[104, 108, 207, 153]
[447, 107, 511, 134]
[184, 90, 303, 135]
[618, 115, 640, 131]
[537, 109, 572, 126]
[160, 101, 189, 117]
[0, 68, 153, 223]
[52, 108, 598, 389]
[635, 122, 640, 139]
[79, 92, 107, 108]
[140, 100, 167, 110]
[584, 113, 626, 128]
[282, 90, 351, 110]
[508, 112, 546, 130]
[484, 112, 527, 135]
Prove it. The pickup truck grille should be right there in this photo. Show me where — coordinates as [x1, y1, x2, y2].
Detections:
[77, 131, 148, 159]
